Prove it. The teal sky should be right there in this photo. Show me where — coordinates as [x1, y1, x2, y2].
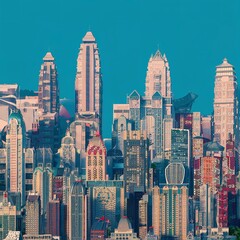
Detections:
[0, 0, 240, 137]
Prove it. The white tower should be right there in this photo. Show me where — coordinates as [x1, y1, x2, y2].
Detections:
[214, 58, 238, 148]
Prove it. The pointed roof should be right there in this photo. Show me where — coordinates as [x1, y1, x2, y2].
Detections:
[43, 52, 54, 61]
[117, 216, 132, 232]
[217, 58, 233, 68]
[82, 31, 96, 42]
[152, 49, 163, 60]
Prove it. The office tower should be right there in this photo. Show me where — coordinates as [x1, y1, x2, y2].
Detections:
[107, 216, 140, 240]
[75, 31, 102, 133]
[138, 194, 149, 240]
[25, 148, 35, 196]
[38, 52, 59, 114]
[6, 111, 26, 205]
[25, 193, 41, 235]
[86, 135, 106, 181]
[86, 180, 125, 232]
[68, 180, 86, 240]
[128, 90, 164, 160]
[0, 148, 7, 192]
[46, 197, 61, 237]
[17, 96, 38, 132]
[171, 128, 190, 167]
[112, 115, 134, 153]
[199, 184, 215, 229]
[33, 149, 53, 216]
[145, 49, 173, 155]
[123, 131, 149, 193]
[152, 185, 188, 240]
[145, 50, 171, 104]
[213, 58, 239, 148]
[0, 192, 18, 240]
[23, 234, 55, 240]
[201, 115, 213, 141]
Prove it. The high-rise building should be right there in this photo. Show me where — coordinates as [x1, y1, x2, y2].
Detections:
[86, 180, 125, 232]
[213, 58, 238, 149]
[75, 31, 102, 133]
[46, 197, 61, 238]
[152, 185, 188, 240]
[25, 148, 35, 196]
[0, 192, 18, 240]
[6, 111, 26, 205]
[171, 128, 190, 167]
[38, 52, 59, 114]
[138, 194, 149, 240]
[68, 180, 86, 240]
[25, 193, 41, 235]
[86, 135, 106, 181]
[123, 131, 149, 193]
[145, 50, 171, 102]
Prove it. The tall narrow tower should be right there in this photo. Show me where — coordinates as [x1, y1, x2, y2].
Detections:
[145, 50, 171, 100]
[6, 111, 26, 205]
[213, 58, 238, 148]
[75, 31, 102, 133]
[38, 52, 59, 114]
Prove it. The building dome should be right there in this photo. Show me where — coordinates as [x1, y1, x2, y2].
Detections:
[117, 216, 132, 232]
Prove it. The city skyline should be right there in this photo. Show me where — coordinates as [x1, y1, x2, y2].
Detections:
[0, 0, 240, 137]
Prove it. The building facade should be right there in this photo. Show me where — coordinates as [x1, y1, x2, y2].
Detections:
[38, 52, 59, 114]
[75, 31, 102, 133]
[213, 58, 239, 149]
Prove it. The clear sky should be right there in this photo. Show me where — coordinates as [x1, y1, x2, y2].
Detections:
[0, 0, 240, 137]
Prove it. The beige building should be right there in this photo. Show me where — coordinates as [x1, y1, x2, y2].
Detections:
[26, 193, 40, 235]
[75, 31, 102, 133]
[152, 185, 188, 240]
[214, 58, 238, 149]
[86, 135, 106, 181]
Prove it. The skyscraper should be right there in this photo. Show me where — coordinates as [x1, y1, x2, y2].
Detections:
[152, 185, 188, 240]
[145, 50, 171, 101]
[68, 180, 86, 240]
[25, 193, 41, 235]
[75, 31, 102, 133]
[123, 131, 149, 193]
[213, 58, 238, 148]
[38, 52, 59, 114]
[6, 111, 26, 205]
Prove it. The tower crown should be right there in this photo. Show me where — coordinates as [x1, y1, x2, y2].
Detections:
[82, 31, 96, 43]
[43, 52, 54, 61]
